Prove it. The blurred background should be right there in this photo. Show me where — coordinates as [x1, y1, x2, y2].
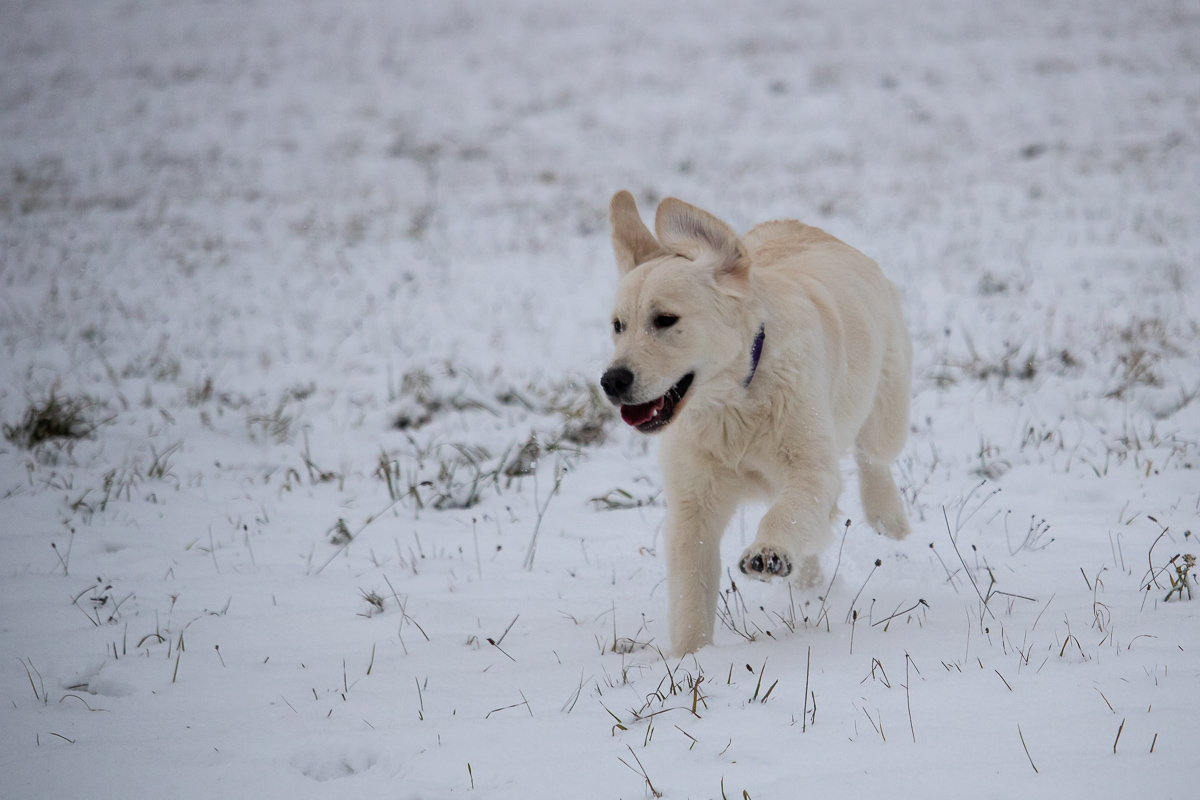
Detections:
[2, 3, 1199, 796]
[4, 0, 1196, 392]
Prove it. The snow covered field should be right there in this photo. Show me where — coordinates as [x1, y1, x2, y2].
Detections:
[3, 0, 1199, 796]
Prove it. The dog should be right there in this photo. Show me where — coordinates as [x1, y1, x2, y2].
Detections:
[600, 191, 913, 655]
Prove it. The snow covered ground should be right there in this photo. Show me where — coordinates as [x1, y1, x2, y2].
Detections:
[3, 0, 1199, 796]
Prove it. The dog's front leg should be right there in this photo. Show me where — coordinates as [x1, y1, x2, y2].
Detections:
[739, 444, 841, 585]
[662, 476, 738, 656]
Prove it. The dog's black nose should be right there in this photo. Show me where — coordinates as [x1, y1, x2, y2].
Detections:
[600, 366, 634, 400]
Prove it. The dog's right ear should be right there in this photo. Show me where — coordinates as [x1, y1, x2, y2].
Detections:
[610, 190, 668, 276]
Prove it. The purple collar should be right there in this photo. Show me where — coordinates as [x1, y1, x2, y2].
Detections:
[744, 325, 765, 388]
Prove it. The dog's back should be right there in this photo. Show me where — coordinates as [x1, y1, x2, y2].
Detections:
[741, 219, 909, 456]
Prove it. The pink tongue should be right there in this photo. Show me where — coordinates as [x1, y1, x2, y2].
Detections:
[621, 396, 665, 427]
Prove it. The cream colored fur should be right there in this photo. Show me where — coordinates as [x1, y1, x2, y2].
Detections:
[604, 191, 913, 655]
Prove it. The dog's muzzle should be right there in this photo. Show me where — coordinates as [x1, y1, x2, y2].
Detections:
[600, 367, 694, 434]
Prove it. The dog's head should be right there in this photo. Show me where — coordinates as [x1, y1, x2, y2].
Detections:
[600, 191, 760, 433]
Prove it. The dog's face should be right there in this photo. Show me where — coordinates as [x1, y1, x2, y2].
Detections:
[601, 192, 755, 433]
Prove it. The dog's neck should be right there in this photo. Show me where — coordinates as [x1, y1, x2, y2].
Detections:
[744, 325, 766, 388]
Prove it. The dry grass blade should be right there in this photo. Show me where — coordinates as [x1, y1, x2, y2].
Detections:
[3, 392, 105, 449]
[802, 646, 812, 733]
[905, 653, 917, 742]
[618, 745, 662, 798]
[311, 497, 404, 575]
[943, 506, 995, 620]
[1018, 725, 1038, 773]
[19, 657, 47, 703]
[524, 462, 565, 570]
[589, 487, 660, 510]
[870, 598, 929, 628]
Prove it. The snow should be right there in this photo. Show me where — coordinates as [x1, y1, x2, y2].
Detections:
[2, 0, 1199, 797]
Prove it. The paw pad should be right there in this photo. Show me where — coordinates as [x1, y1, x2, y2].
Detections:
[739, 549, 792, 578]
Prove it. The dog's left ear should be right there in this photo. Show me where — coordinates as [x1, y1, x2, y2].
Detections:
[655, 198, 750, 285]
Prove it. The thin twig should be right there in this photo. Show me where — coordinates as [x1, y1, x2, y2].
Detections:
[524, 462, 565, 571]
[845, 559, 881, 624]
[618, 745, 662, 798]
[905, 653, 916, 742]
[311, 497, 404, 576]
[943, 506, 994, 619]
[802, 646, 811, 733]
[818, 519, 852, 627]
[871, 598, 929, 628]
[1018, 725, 1038, 773]
[207, 526, 220, 574]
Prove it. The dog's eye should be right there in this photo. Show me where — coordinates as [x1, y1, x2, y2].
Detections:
[613, 319, 624, 335]
[653, 314, 679, 330]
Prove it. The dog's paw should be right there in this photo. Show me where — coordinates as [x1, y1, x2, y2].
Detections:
[738, 546, 792, 580]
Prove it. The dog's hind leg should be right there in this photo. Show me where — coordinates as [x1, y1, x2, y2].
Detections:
[855, 336, 912, 539]
[857, 455, 909, 539]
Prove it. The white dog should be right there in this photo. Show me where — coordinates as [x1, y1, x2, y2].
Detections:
[600, 191, 913, 655]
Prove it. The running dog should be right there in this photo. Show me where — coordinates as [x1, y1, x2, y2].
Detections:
[600, 191, 912, 655]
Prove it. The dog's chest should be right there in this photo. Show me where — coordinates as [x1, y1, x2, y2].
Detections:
[674, 404, 781, 493]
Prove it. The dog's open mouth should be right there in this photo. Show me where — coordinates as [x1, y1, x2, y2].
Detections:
[620, 373, 694, 433]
